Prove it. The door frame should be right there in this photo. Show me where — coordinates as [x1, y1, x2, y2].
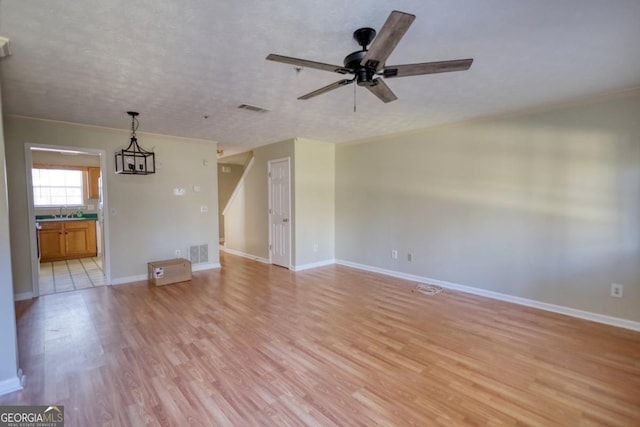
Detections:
[267, 157, 292, 269]
[25, 143, 112, 296]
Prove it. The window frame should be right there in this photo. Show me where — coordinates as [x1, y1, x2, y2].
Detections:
[31, 164, 88, 209]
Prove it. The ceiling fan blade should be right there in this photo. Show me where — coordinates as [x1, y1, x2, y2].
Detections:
[361, 11, 415, 71]
[365, 78, 398, 103]
[266, 54, 351, 74]
[298, 79, 354, 100]
[383, 58, 473, 78]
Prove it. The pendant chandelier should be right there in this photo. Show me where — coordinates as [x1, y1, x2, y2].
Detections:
[115, 111, 156, 175]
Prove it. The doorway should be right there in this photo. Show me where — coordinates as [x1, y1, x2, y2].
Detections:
[25, 143, 111, 296]
[268, 157, 291, 268]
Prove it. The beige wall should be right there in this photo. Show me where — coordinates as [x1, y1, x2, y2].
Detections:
[217, 163, 244, 240]
[336, 92, 640, 321]
[224, 139, 294, 260]
[294, 138, 335, 266]
[4, 116, 219, 294]
[0, 84, 21, 393]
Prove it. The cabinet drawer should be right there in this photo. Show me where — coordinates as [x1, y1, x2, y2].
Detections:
[39, 221, 63, 230]
[64, 220, 91, 229]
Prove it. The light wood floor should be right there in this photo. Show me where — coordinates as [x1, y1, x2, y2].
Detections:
[2, 253, 639, 426]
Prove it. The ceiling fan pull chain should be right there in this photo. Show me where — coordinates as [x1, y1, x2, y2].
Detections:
[354, 80, 357, 112]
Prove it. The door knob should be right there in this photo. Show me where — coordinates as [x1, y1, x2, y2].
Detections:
[283, 218, 288, 223]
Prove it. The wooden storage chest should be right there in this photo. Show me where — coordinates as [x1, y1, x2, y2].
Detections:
[148, 258, 192, 286]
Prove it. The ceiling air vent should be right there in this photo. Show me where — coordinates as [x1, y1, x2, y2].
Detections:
[237, 104, 269, 113]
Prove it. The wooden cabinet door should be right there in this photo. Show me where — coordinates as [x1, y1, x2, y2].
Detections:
[88, 167, 101, 199]
[65, 221, 97, 257]
[39, 223, 64, 262]
[85, 221, 97, 256]
[65, 225, 88, 256]
[39, 220, 98, 261]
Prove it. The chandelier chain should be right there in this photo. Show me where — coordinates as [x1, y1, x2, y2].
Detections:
[130, 115, 139, 136]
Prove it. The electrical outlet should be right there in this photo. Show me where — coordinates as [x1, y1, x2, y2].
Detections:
[200, 205, 208, 213]
[175, 249, 181, 257]
[610, 283, 623, 298]
[313, 244, 319, 252]
[391, 250, 398, 259]
[407, 253, 413, 262]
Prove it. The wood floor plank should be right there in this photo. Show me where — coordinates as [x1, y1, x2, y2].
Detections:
[1, 252, 639, 426]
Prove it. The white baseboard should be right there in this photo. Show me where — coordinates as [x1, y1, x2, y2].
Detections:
[335, 259, 640, 332]
[193, 262, 221, 272]
[292, 259, 336, 272]
[14, 292, 33, 301]
[222, 247, 269, 264]
[111, 262, 221, 286]
[110, 274, 148, 286]
[0, 375, 23, 396]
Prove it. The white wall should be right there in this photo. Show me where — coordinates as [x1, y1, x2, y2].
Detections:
[294, 138, 335, 267]
[0, 83, 22, 395]
[217, 163, 244, 240]
[336, 92, 640, 322]
[4, 116, 219, 295]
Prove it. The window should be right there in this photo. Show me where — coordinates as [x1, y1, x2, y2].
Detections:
[32, 168, 84, 207]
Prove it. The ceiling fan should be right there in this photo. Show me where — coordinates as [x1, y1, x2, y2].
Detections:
[266, 10, 473, 103]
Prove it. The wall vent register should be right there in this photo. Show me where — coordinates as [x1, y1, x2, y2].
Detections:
[189, 244, 209, 264]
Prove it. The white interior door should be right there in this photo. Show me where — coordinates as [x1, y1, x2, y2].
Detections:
[268, 158, 291, 268]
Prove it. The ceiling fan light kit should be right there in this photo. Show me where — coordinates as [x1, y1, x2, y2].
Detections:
[267, 10, 473, 104]
[115, 111, 156, 175]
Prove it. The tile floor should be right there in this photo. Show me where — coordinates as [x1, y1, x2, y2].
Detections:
[38, 257, 105, 295]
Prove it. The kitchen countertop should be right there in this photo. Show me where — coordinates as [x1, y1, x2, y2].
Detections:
[36, 213, 98, 223]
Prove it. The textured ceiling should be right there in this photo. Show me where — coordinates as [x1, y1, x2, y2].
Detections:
[1, 0, 639, 156]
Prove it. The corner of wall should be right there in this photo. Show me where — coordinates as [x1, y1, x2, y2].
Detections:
[0, 82, 22, 395]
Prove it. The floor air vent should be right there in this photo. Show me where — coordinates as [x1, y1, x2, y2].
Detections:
[189, 244, 209, 264]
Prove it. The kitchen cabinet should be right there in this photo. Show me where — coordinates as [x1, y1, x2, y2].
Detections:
[38, 222, 65, 261]
[39, 220, 97, 262]
[87, 167, 101, 200]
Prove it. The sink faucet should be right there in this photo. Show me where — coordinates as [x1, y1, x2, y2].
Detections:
[59, 206, 67, 218]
